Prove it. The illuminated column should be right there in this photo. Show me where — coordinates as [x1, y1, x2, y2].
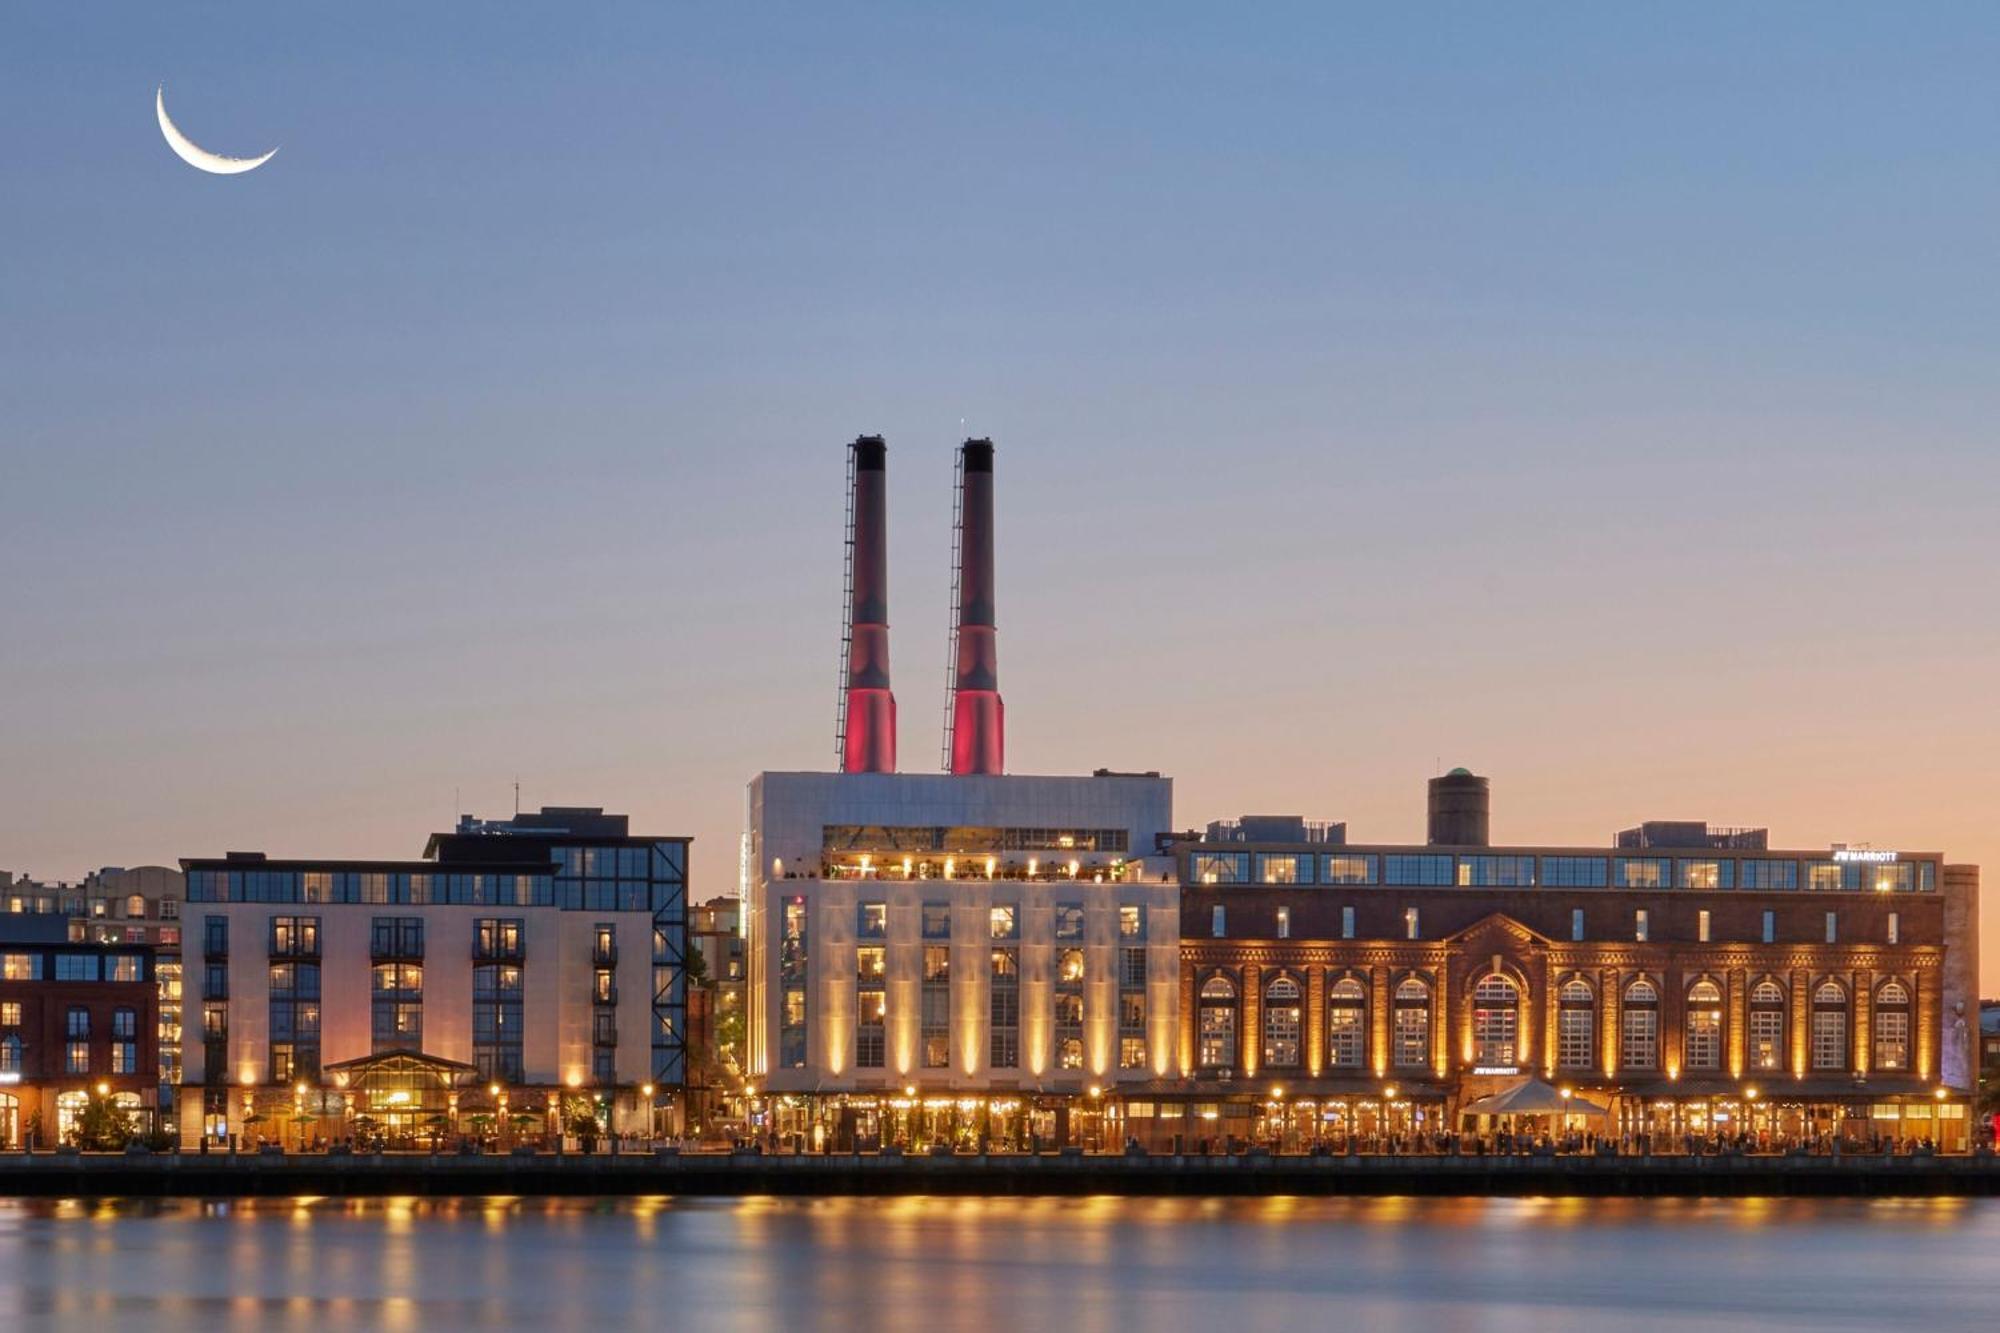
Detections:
[1915, 966, 1938, 1081]
[1852, 967, 1872, 1077]
[1601, 968, 1621, 1077]
[1177, 956, 1195, 1076]
[1370, 966, 1391, 1076]
[1790, 968, 1811, 1079]
[1727, 966, 1747, 1079]
[1306, 966, 1325, 1076]
[1430, 956, 1450, 1078]
[1241, 963, 1262, 1076]
[1661, 962, 1683, 1080]
[1541, 957, 1558, 1080]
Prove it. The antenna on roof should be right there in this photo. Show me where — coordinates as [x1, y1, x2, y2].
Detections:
[514, 780, 521, 818]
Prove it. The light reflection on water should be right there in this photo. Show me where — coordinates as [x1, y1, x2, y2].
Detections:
[0, 1194, 1995, 1332]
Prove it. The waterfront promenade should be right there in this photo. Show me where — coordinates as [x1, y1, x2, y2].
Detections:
[6, 1146, 2000, 1198]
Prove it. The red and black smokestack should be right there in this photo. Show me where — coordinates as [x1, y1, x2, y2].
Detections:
[948, 438, 1004, 775]
[842, 435, 897, 773]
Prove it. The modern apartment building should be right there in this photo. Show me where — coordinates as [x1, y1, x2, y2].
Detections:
[177, 806, 689, 1148]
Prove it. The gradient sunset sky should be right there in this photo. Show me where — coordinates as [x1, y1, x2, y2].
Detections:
[6, 7, 1998, 983]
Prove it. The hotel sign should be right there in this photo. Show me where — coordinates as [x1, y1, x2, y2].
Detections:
[1833, 849, 1898, 864]
[1471, 1066, 1520, 1077]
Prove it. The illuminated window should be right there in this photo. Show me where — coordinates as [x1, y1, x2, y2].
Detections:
[1263, 976, 1302, 1068]
[1404, 907, 1419, 940]
[1615, 858, 1669, 889]
[1119, 905, 1144, 939]
[921, 946, 951, 1069]
[1322, 855, 1377, 885]
[1326, 976, 1366, 1069]
[369, 963, 422, 1054]
[989, 905, 1018, 941]
[1197, 975, 1238, 1069]
[1697, 910, 1711, 944]
[1118, 945, 1147, 1069]
[1874, 979, 1910, 1071]
[1257, 854, 1312, 885]
[1275, 906, 1290, 940]
[1393, 976, 1430, 1068]
[1055, 947, 1085, 1068]
[1749, 978, 1786, 1071]
[1620, 978, 1659, 1071]
[1634, 909, 1649, 943]
[1191, 853, 1249, 885]
[1685, 979, 1722, 1071]
[1887, 912, 1899, 945]
[0, 1002, 18, 1027]
[1678, 860, 1732, 890]
[987, 948, 1017, 1070]
[1472, 975, 1518, 1066]
[473, 962, 524, 1083]
[779, 898, 808, 1069]
[1557, 978, 1594, 1071]
[1811, 979, 1848, 1071]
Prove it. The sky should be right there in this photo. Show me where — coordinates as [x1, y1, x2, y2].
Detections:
[5, 5, 1998, 982]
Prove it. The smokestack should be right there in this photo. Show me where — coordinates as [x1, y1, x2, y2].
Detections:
[840, 436, 896, 773]
[947, 438, 1004, 775]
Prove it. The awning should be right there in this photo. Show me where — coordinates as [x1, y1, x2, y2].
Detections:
[1461, 1077, 1609, 1118]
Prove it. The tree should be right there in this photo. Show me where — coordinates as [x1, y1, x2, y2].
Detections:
[66, 1092, 134, 1151]
[563, 1095, 601, 1152]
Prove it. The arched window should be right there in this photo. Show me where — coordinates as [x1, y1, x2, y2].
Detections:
[1811, 979, 1849, 1071]
[1749, 978, 1786, 1072]
[1393, 976, 1431, 1069]
[1326, 975, 1367, 1069]
[1874, 978, 1911, 1072]
[1557, 977, 1595, 1071]
[1685, 978, 1723, 1071]
[1472, 974, 1519, 1066]
[1621, 977, 1659, 1071]
[1198, 974, 1238, 1070]
[1263, 975, 1303, 1068]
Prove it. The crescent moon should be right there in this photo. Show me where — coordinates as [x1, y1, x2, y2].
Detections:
[156, 86, 278, 175]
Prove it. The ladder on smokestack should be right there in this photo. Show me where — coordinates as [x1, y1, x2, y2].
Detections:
[833, 441, 858, 767]
[938, 444, 965, 772]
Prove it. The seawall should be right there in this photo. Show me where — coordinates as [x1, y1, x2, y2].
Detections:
[5, 1149, 2000, 1198]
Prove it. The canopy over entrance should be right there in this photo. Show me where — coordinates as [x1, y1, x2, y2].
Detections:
[1461, 1077, 1609, 1119]
[324, 1051, 478, 1144]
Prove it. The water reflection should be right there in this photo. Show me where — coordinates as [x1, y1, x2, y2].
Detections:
[0, 1195, 1994, 1331]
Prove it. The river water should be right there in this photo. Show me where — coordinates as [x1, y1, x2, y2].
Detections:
[1, 1194, 1994, 1331]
